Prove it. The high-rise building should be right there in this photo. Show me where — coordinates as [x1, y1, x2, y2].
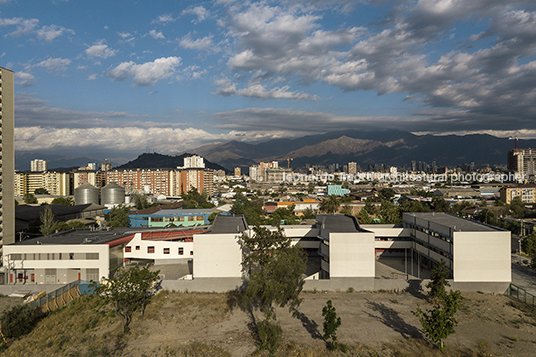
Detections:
[234, 167, 241, 177]
[0, 67, 15, 248]
[183, 155, 205, 169]
[348, 162, 357, 175]
[508, 148, 536, 181]
[30, 159, 47, 172]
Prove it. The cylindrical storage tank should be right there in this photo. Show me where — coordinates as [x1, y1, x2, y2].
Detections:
[101, 182, 125, 206]
[74, 182, 100, 205]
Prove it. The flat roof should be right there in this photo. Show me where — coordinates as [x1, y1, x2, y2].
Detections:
[209, 215, 248, 234]
[11, 226, 207, 245]
[317, 214, 366, 233]
[403, 212, 503, 232]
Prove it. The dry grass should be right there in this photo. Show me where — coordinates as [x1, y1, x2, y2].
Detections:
[1, 291, 535, 356]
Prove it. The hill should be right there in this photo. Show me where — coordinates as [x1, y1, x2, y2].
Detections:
[2, 290, 535, 356]
[115, 152, 230, 172]
[192, 130, 536, 169]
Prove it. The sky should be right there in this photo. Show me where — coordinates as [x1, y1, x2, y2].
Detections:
[2, 0, 536, 163]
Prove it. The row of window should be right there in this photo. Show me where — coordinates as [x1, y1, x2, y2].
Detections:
[10, 253, 99, 261]
[141, 216, 206, 222]
[125, 246, 192, 255]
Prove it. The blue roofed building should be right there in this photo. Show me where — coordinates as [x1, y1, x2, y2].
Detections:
[327, 185, 350, 196]
[129, 208, 213, 228]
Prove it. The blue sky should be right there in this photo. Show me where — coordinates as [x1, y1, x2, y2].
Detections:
[2, 0, 536, 163]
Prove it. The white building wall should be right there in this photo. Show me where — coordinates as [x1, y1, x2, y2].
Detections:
[328, 232, 375, 278]
[124, 233, 193, 261]
[452, 231, 511, 282]
[3, 244, 109, 284]
[193, 233, 242, 278]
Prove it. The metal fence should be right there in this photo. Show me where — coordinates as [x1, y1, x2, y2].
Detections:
[27, 280, 94, 314]
[506, 283, 536, 308]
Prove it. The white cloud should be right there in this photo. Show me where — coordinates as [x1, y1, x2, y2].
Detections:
[214, 78, 318, 101]
[153, 13, 176, 23]
[14, 72, 35, 87]
[182, 6, 209, 23]
[107, 57, 182, 86]
[88, 74, 97, 80]
[32, 57, 71, 72]
[148, 29, 165, 40]
[36, 24, 75, 42]
[118, 32, 132, 39]
[179, 34, 213, 50]
[86, 40, 116, 58]
[0, 17, 39, 37]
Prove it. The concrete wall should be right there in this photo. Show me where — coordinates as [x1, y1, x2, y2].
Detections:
[161, 277, 242, 293]
[453, 231, 511, 282]
[193, 233, 242, 278]
[329, 232, 375, 278]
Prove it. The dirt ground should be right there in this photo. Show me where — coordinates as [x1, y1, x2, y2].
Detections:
[110, 290, 536, 356]
[3, 289, 536, 356]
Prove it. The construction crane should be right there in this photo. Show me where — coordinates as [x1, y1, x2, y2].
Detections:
[287, 158, 293, 168]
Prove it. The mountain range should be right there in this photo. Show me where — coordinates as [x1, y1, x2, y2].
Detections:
[16, 130, 534, 172]
[191, 130, 533, 170]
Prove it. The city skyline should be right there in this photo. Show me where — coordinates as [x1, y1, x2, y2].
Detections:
[2, 0, 536, 162]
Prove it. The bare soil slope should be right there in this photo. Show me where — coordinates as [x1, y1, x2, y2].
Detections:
[2, 290, 536, 357]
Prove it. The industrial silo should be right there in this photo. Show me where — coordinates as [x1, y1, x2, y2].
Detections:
[74, 182, 99, 205]
[101, 182, 125, 206]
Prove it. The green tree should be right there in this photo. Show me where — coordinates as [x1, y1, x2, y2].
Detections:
[431, 196, 450, 212]
[301, 207, 316, 220]
[181, 188, 214, 209]
[241, 226, 307, 352]
[51, 197, 73, 206]
[379, 200, 400, 224]
[132, 192, 155, 210]
[231, 196, 265, 226]
[413, 289, 463, 351]
[322, 300, 342, 351]
[0, 304, 34, 339]
[40, 205, 57, 236]
[521, 232, 536, 256]
[105, 205, 131, 227]
[320, 195, 341, 214]
[269, 207, 299, 226]
[426, 260, 451, 300]
[54, 220, 86, 232]
[509, 196, 525, 218]
[91, 264, 160, 333]
[23, 193, 37, 204]
[34, 188, 50, 195]
[379, 187, 395, 200]
[356, 208, 373, 224]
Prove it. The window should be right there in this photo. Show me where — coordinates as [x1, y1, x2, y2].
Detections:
[86, 253, 99, 260]
[11, 254, 21, 260]
[178, 247, 184, 255]
[136, 246, 140, 250]
[86, 268, 99, 282]
[190, 251, 193, 256]
[31, 273, 35, 282]
[163, 248, 170, 254]
[148, 246, 155, 253]
[69, 253, 74, 260]
[152, 217, 163, 223]
[125, 246, 132, 253]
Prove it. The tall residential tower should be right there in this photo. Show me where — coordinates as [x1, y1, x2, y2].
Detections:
[0, 67, 15, 249]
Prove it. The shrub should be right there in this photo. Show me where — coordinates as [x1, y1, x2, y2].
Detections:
[1, 304, 35, 339]
[256, 316, 282, 354]
[322, 300, 342, 350]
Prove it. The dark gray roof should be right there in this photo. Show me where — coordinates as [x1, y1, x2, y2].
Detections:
[16, 204, 105, 222]
[209, 215, 248, 234]
[317, 214, 364, 233]
[12, 227, 137, 245]
[403, 212, 503, 232]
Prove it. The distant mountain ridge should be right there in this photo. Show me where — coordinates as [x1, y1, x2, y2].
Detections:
[115, 153, 230, 172]
[191, 130, 536, 169]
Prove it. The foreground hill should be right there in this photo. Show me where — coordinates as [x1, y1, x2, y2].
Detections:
[192, 129, 536, 169]
[3, 290, 535, 356]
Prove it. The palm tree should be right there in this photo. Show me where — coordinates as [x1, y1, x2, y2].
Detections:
[320, 195, 341, 214]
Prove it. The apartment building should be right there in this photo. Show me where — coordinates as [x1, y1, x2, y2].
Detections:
[15, 171, 72, 196]
[508, 148, 536, 181]
[499, 185, 536, 204]
[0, 66, 15, 247]
[30, 159, 47, 172]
